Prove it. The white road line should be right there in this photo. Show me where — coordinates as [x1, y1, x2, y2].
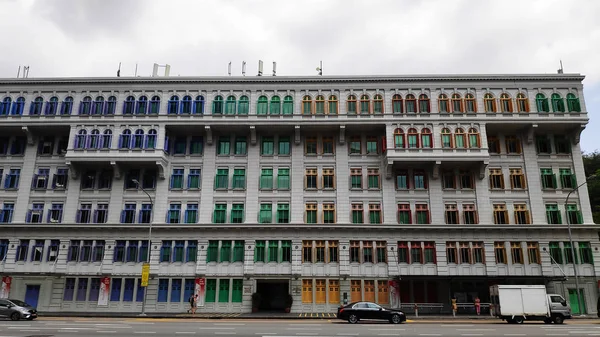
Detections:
[17, 330, 40, 332]
[198, 327, 236, 330]
[134, 332, 156, 334]
[371, 328, 406, 331]
[96, 331, 117, 333]
[255, 333, 276, 335]
[215, 323, 245, 326]
[457, 329, 496, 331]
[214, 333, 236, 335]
[503, 334, 526, 336]
[297, 333, 318, 336]
[378, 334, 398, 336]
[546, 334, 566, 336]
[175, 333, 196, 335]
[286, 328, 322, 330]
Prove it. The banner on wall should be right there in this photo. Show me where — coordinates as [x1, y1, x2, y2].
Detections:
[195, 278, 206, 307]
[1, 276, 11, 298]
[98, 277, 110, 306]
[389, 280, 400, 309]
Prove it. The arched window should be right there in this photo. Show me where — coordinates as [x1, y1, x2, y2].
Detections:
[75, 129, 87, 149]
[441, 128, 452, 148]
[394, 128, 405, 148]
[454, 128, 466, 148]
[360, 94, 370, 114]
[373, 94, 384, 114]
[133, 129, 145, 149]
[270, 96, 281, 115]
[282, 95, 293, 115]
[238, 96, 249, 115]
[122, 96, 135, 115]
[89, 129, 100, 149]
[567, 93, 581, 112]
[12, 97, 25, 115]
[119, 129, 132, 149]
[45, 96, 58, 115]
[105, 96, 116, 115]
[407, 128, 419, 148]
[148, 95, 160, 114]
[451, 94, 463, 113]
[257, 96, 268, 115]
[168, 95, 180, 115]
[418, 94, 430, 113]
[101, 130, 112, 149]
[315, 95, 325, 114]
[484, 93, 497, 112]
[438, 94, 450, 113]
[551, 93, 565, 112]
[30, 97, 44, 115]
[302, 95, 312, 115]
[328, 95, 338, 114]
[465, 93, 477, 113]
[225, 95, 236, 114]
[0, 97, 11, 116]
[145, 129, 157, 149]
[347, 95, 357, 114]
[60, 96, 73, 115]
[405, 94, 416, 113]
[536, 93, 549, 112]
[180, 95, 192, 114]
[136, 96, 148, 115]
[93, 96, 104, 115]
[193, 95, 204, 114]
[212, 95, 223, 114]
[392, 94, 403, 113]
[468, 128, 480, 148]
[516, 93, 529, 112]
[500, 93, 512, 113]
[420, 128, 432, 148]
[79, 96, 92, 115]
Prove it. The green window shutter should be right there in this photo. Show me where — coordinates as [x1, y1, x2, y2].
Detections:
[213, 204, 227, 223]
[281, 241, 291, 262]
[254, 240, 266, 262]
[277, 203, 290, 223]
[260, 169, 273, 189]
[218, 279, 230, 302]
[205, 279, 216, 302]
[207, 241, 219, 262]
[220, 241, 232, 262]
[268, 241, 278, 262]
[571, 174, 577, 188]
[231, 279, 243, 303]
[230, 204, 244, 223]
[551, 174, 557, 189]
[576, 211, 583, 224]
[232, 169, 246, 189]
[282, 96, 293, 115]
[233, 241, 244, 262]
[277, 168, 290, 189]
[259, 204, 272, 223]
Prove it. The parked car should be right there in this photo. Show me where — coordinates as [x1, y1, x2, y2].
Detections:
[337, 301, 406, 324]
[0, 299, 38, 321]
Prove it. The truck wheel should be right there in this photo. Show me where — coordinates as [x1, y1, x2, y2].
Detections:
[553, 315, 564, 324]
[513, 316, 524, 324]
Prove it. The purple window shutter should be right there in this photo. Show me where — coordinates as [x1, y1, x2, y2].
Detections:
[46, 211, 51, 223]
[92, 210, 98, 223]
[26, 210, 32, 223]
[52, 175, 57, 189]
[58, 210, 63, 223]
[43, 175, 49, 189]
[118, 135, 124, 148]
[74, 135, 79, 149]
[76, 210, 81, 223]
[31, 174, 38, 189]
[85, 135, 91, 149]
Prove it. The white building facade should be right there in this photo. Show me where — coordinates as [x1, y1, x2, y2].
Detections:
[0, 74, 597, 315]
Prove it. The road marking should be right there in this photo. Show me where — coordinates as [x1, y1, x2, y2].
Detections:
[255, 333, 276, 335]
[215, 323, 245, 326]
[377, 334, 399, 336]
[214, 333, 236, 335]
[96, 331, 117, 333]
[457, 329, 496, 331]
[175, 333, 196, 335]
[134, 332, 156, 334]
[16, 330, 40, 332]
[503, 334, 526, 336]
[198, 327, 236, 330]
[419, 335, 441, 336]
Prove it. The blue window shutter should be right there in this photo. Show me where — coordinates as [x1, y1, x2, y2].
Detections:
[120, 210, 126, 223]
[3, 176, 10, 189]
[93, 210, 98, 223]
[31, 174, 38, 189]
[118, 135, 124, 148]
[46, 211, 51, 223]
[26, 210, 32, 223]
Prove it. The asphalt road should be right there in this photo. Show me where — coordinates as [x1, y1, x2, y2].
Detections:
[0, 318, 599, 337]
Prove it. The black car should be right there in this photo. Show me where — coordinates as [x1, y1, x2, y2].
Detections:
[337, 302, 406, 324]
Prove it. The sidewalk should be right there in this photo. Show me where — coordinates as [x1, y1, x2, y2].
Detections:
[38, 311, 600, 321]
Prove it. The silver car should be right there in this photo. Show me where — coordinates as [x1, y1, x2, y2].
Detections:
[0, 299, 38, 321]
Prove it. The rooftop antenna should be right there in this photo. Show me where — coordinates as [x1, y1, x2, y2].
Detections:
[258, 60, 263, 76]
[22, 66, 30, 78]
[152, 63, 171, 77]
[228, 62, 232, 76]
[316, 61, 323, 76]
[557, 60, 564, 74]
[242, 61, 246, 76]
[117, 62, 121, 77]
[273, 61, 277, 76]
[134, 63, 138, 77]
[17, 66, 20, 78]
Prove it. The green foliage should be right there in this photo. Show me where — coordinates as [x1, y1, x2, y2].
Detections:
[582, 151, 600, 223]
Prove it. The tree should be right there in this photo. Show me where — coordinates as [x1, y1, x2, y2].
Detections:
[582, 151, 600, 224]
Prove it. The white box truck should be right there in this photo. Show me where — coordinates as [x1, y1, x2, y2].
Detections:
[489, 285, 572, 324]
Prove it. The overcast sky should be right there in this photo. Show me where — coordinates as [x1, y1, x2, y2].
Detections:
[1, 0, 598, 153]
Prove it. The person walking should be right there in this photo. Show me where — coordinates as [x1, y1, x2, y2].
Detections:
[188, 294, 197, 314]
[451, 297, 458, 317]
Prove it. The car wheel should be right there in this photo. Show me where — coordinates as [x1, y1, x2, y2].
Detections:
[348, 314, 359, 324]
[553, 315, 564, 324]
[10, 312, 20, 321]
[390, 314, 401, 324]
[513, 316, 524, 324]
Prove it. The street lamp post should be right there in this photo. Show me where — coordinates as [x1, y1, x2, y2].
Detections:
[564, 174, 596, 316]
[132, 179, 153, 316]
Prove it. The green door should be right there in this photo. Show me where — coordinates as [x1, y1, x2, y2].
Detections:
[568, 289, 586, 314]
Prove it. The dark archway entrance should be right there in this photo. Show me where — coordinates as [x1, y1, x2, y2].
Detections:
[256, 279, 289, 312]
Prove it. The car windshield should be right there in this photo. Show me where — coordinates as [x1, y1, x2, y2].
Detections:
[9, 300, 29, 307]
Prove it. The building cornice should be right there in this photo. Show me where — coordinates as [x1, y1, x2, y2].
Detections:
[0, 73, 586, 86]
